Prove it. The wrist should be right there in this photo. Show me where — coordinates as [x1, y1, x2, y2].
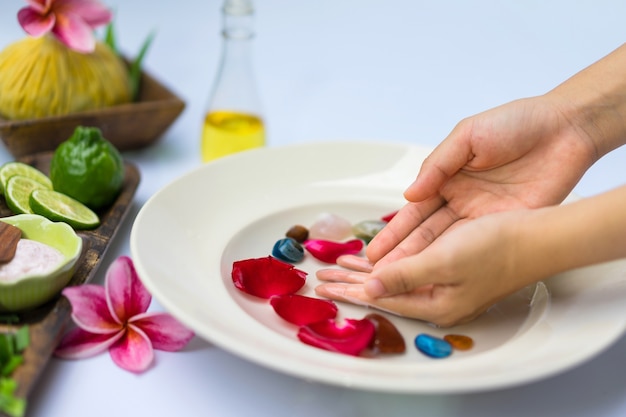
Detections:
[517, 186, 626, 281]
[547, 43, 626, 160]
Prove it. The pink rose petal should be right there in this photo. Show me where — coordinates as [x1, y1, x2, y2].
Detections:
[54, 327, 124, 359]
[303, 239, 364, 264]
[232, 256, 307, 298]
[381, 211, 398, 222]
[63, 285, 121, 334]
[270, 294, 338, 326]
[297, 318, 375, 356]
[109, 324, 154, 373]
[130, 312, 195, 352]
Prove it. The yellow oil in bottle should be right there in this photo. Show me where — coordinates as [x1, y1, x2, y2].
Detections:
[201, 110, 265, 162]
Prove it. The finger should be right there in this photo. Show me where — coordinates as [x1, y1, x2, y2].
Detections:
[315, 268, 367, 284]
[315, 282, 449, 324]
[365, 249, 456, 298]
[404, 121, 474, 202]
[336, 254, 373, 272]
[373, 204, 459, 267]
[366, 195, 444, 263]
[314, 283, 374, 308]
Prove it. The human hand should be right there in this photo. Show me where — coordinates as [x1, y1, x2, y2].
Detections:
[367, 95, 595, 266]
[316, 209, 541, 327]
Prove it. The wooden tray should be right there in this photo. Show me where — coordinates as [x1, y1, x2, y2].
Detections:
[0, 69, 185, 157]
[0, 152, 140, 405]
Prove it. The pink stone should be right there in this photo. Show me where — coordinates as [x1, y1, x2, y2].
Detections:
[308, 213, 353, 241]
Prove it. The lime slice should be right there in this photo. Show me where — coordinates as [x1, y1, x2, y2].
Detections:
[0, 162, 52, 196]
[4, 175, 50, 214]
[29, 189, 100, 230]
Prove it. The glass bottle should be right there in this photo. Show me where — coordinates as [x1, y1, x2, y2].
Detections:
[200, 0, 265, 162]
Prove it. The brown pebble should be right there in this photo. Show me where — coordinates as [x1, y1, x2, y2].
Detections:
[365, 313, 406, 354]
[285, 225, 309, 243]
[0, 222, 22, 263]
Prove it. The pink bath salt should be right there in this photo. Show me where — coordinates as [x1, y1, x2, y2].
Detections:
[0, 239, 64, 282]
[308, 213, 353, 241]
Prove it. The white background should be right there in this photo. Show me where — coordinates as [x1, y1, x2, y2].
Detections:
[1, 1, 626, 416]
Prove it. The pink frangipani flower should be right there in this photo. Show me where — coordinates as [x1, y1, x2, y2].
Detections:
[18, 0, 112, 53]
[55, 256, 195, 373]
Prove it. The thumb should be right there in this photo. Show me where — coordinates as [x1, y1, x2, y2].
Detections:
[404, 121, 475, 202]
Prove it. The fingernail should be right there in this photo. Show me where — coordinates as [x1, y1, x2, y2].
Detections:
[364, 279, 386, 298]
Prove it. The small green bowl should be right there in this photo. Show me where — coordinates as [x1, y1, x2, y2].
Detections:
[0, 214, 83, 312]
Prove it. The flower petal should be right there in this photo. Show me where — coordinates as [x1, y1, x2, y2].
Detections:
[63, 285, 121, 334]
[109, 324, 154, 373]
[54, 0, 112, 27]
[303, 239, 364, 264]
[51, 11, 96, 53]
[24, 0, 51, 14]
[17, 7, 56, 37]
[130, 312, 195, 351]
[106, 256, 151, 324]
[298, 318, 375, 356]
[270, 294, 338, 326]
[54, 327, 124, 359]
[381, 211, 398, 222]
[232, 256, 307, 299]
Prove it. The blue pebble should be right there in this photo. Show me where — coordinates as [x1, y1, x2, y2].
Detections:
[272, 238, 304, 263]
[414, 334, 452, 358]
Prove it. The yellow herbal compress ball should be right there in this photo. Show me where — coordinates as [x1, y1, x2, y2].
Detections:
[0, 35, 132, 120]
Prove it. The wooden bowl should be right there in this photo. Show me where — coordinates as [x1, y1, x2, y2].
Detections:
[0, 69, 185, 157]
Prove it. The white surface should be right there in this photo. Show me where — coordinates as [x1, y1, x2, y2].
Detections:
[0, 0, 623, 416]
[130, 141, 626, 394]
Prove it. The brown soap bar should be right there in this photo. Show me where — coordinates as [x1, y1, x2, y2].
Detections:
[0, 222, 22, 263]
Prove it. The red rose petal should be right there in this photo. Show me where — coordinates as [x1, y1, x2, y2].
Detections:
[381, 210, 398, 222]
[303, 239, 364, 264]
[297, 318, 375, 356]
[232, 256, 307, 298]
[270, 294, 338, 326]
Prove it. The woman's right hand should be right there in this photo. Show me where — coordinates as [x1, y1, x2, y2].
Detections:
[367, 94, 597, 267]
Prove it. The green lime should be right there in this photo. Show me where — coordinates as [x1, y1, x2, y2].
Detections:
[0, 161, 52, 195]
[50, 126, 124, 210]
[4, 175, 50, 214]
[29, 189, 100, 229]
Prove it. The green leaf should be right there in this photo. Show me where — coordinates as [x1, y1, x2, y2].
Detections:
[1, 396, 25, 417]
[1, 357, 22, 377]
[13, 327, 29, 353]
[129, 31, 156, 101]
[104, 22, 118, 54]
[0, 335, 13, 364]
[0, 378, 25, 417]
